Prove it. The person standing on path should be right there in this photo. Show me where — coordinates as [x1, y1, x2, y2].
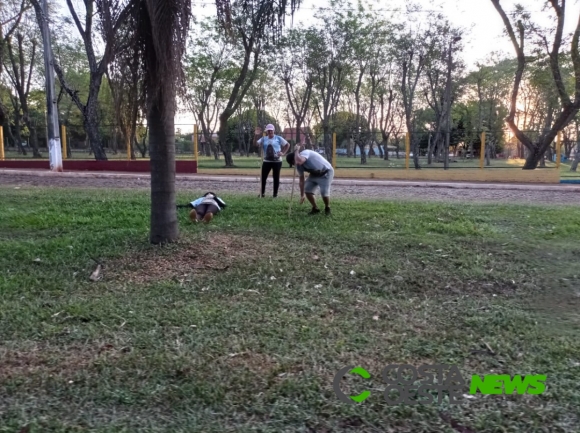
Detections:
[286, 144, 335, 215]
[257, 124, 290, 198]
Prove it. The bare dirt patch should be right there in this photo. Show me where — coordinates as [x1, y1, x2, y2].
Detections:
[2, 171, 580, 205]
[109, 232, 270, 285]
[220, 351, 280, 374]
[0, 342, 125, 381]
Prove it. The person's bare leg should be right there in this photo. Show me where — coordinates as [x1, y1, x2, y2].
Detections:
[189, 209, 200, 223]
[323, 196, 331, 215]
[306, 193, 317, 209]
[306, 193, 321, 214]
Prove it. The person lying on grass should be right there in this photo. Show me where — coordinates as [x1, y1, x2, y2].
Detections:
[286, 144, 334, 215]
[177, 192, 227, 223]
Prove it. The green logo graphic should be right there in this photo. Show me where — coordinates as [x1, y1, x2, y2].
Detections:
[333, 366, 372, 404]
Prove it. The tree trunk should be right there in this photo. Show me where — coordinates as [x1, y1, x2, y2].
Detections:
[412, 139, 420, 169]
[6, 121, 25, 154]
[485, 142, 491, 166]
[570, 142, 580, 172]
[381, 133, 389, 161]
[23, 119, 42, 157]
[347, 138, 354, 157]
[84, 98, 107, 160]
[14, 116, 23, 156]
[427, 133, 432, 165]
[212, 140, 220, 160]
[148, 101, 178, 244]
[409, 129, 420, 169]
[377, 140, 384, 158]
[358, 141, 367, 164]
[323, 124, 332, 162]
[218, 117, 234, 167]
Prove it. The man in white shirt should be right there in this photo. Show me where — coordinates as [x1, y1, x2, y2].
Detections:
[286, 145, 334, 215]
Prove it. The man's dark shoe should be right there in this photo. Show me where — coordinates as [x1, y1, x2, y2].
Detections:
[309, 208, 321, 215]
[325, 207, 331, 215]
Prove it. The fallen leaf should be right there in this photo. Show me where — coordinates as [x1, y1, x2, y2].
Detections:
[89, 264, 102, 281]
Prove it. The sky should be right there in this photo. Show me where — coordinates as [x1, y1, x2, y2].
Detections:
[189, 0, 580, 68]
[179, 0, 580, 130]
[56, 0, 580, 130]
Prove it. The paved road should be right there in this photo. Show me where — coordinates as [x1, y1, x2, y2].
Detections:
[1, 170, 579, 205]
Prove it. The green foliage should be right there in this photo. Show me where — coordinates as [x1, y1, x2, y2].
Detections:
[226, 108, 280, 152]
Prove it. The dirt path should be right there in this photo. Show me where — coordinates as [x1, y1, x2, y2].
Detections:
[1, 172, 579, 205]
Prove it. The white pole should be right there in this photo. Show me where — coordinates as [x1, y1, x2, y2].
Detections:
[37, 0, 63, 171]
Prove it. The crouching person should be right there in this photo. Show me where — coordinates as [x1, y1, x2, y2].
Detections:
[286, 145, 334, 215]
[177, 192, 226, 223]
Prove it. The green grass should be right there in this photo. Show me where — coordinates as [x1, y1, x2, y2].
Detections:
[1, 186, 580, 432]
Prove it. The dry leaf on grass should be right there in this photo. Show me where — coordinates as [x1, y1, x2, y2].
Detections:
[89, 264, 102, 281]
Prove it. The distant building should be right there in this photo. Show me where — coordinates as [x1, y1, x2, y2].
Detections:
[282, 127, 312, 145]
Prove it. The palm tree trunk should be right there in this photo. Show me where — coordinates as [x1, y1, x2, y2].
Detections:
[148, 100, 178, 244]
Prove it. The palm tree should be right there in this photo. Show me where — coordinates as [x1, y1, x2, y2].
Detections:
[130, 0, 191, 244]
[129, 0, 302, 244]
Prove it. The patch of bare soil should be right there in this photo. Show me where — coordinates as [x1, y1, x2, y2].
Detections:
[220, 351, 280, 374]
[0, 342, 125, 381]
[109, 232, 269, 285]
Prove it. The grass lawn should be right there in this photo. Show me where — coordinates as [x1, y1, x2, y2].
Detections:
[1, 186, 580, 432]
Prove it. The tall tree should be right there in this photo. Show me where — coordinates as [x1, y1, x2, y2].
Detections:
[310, 0, 353, 160]
[490, 0, 580, 169]
[422, 21, 464, 165]
[184, 19, 232, 159]
[0, 0, 29, 133]
[31, 0, 133, 160]
[214, 0, 302, 167]
[126, 0, 190, 244]
[3, 28, 42, 157]
[397, 26, 427, 169]
[276, 27, 316, 152]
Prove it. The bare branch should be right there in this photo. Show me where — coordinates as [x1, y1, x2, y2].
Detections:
[546, 0, 570, 106]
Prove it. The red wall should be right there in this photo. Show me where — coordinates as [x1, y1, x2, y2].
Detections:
[0, 159, 197, 173]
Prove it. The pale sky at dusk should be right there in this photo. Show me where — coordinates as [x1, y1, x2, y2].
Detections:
[54, 0, 580, 130]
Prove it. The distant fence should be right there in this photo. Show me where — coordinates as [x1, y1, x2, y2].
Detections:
[1, 123, 578, 183]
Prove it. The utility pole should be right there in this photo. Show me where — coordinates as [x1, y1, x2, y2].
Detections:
[444, 36, 461, 170]
[33, 0, 62, 171]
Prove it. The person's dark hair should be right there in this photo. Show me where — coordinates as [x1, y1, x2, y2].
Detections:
[286, 152, 295, 167]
